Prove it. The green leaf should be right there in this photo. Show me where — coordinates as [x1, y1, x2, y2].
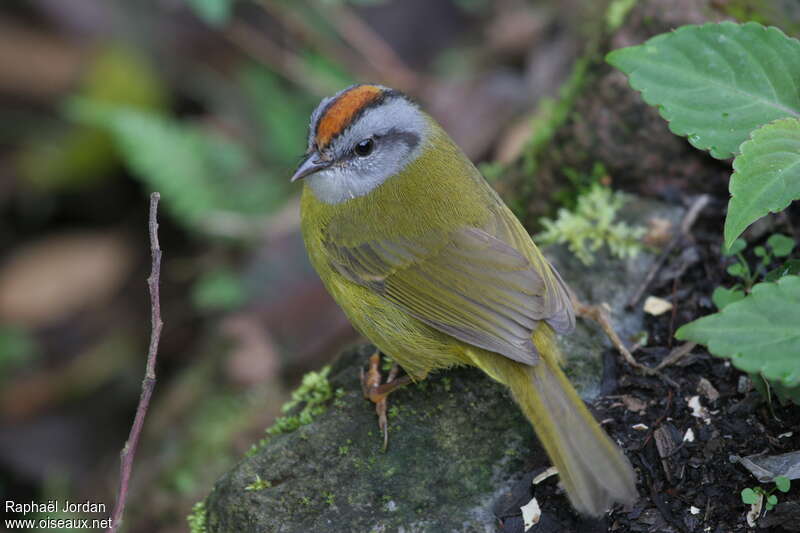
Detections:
[676, 275, 800, 387]
[725, 118, 800, 247]
[607, 22, 800, 159]
[770, 379, 800, 406]
[723, 238, 747, 256]
[192, 269, 247, 311]
[727, 263, 747, 278]
[741, 487, 759, 504]
[239, 65, 314, 167]
[775, 475, 791, 493]
[69, 100, 286, 232]
[768, 233, 797, 258]
[767, 494, 778, 509]
[766, 259, 800, 282]
[722, 239, 747, 257]
[712, 286, 746, 309]
[185, 0, 232, 26]
[0, 326, 37, 374]
[754, 246, 767, 258]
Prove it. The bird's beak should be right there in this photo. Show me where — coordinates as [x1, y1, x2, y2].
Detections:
[290, 154, 330, 182]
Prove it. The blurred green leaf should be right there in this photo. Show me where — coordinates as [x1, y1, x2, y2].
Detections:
[741, 487, 759, 505]
[767, 233, 796, 258]
[185, 0, 233, 26]
[192, 269, 247, 311]
[69, 100, 287, 234]
[0, 326, 37, 374]
[765, 259, 800, 282]
[300, 50, 356, 92]
[19, 45, 167, 190]
[240, 66, 314, 168]
[722, 238, 746, 256]
[776, 476, 791, 493]
[727, 263, 747, 278]
[712, 286, 746, 310]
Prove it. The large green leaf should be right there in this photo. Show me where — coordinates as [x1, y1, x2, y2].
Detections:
[724, 117, 800, 247]
[69, 100, 286, 232]
[676, 275, 800, 387]
[607, 22, 800, 159]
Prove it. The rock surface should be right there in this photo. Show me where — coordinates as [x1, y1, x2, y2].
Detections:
[203, 197, 683, 532]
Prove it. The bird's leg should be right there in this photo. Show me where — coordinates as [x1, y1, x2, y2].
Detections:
[360, 351, 412, 451]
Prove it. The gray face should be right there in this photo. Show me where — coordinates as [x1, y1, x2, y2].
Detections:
[301, 94, 430, 205]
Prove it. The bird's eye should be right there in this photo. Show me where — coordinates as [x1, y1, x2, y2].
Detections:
[354, 138, 374, 157]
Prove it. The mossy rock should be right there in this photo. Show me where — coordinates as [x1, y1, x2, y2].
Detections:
[205, 344, 536, 532]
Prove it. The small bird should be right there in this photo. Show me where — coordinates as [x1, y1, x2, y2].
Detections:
[292, 84, 638, 516]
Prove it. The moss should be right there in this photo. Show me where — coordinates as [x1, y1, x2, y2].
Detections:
[187, 501, 207, 533]
[247, 366, 337, 455]
[536, 184, 645, 266]
[244, 475, 272, 492]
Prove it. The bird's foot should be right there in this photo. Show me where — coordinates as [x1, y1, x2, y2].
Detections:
[360, 351, 411, 451]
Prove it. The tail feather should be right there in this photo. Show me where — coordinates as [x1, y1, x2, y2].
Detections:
[478, 327, 638, 516]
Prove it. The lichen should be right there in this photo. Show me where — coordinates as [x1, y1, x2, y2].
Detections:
[187, 501, 207, 533]
[536, 184, 645, 265]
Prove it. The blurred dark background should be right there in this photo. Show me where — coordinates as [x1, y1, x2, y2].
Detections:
[0, 0, 600, 530]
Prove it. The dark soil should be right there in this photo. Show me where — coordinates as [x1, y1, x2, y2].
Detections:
[495, 204, 800, 533]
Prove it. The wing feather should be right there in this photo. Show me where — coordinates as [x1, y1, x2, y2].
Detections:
[324, 208, 574, 365]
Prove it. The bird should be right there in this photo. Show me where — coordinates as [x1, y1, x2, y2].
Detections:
[292, 83, 638, 516]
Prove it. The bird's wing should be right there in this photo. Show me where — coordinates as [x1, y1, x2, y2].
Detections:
[323, 208, 574, 366]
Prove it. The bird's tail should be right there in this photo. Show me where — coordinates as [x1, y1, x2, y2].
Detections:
[473, 326, 638, 516]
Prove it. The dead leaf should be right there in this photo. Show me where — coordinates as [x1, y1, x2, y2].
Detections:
[532, 466, 558, 485]
[520, 496, 541, 531]
[732, 451, 800, 483]
[222, 314, 280, 387]
[697, 377, 720, 402]
[687, 396, 710, 424]
[643, 296, 673, 316]
[621, 394, 648, 414]
[643, 217, 673, 248]
[0, 232, 133, 326]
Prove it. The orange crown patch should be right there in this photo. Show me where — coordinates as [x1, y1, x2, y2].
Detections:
[315, 85, 383, 149]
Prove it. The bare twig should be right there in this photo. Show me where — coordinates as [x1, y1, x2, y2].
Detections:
[575, 300, 679, 388]
[226, 20, 339, 97]
[107, 193, 163, 533]
[259, 1, 368, 81]
[627, 194, 711, 309]
[323, 4, 422, 93]
[654, 341, 697, 371]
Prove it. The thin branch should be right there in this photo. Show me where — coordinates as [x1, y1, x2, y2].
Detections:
[227, 19, 340, 98]
[323, 4, 422, 93]
[107, 192, 163, 533]
[627, 194, 711, 309]
[575, 300, 679, 388]
[259, 0, 368, 80]
[654, 341, 697, 371]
